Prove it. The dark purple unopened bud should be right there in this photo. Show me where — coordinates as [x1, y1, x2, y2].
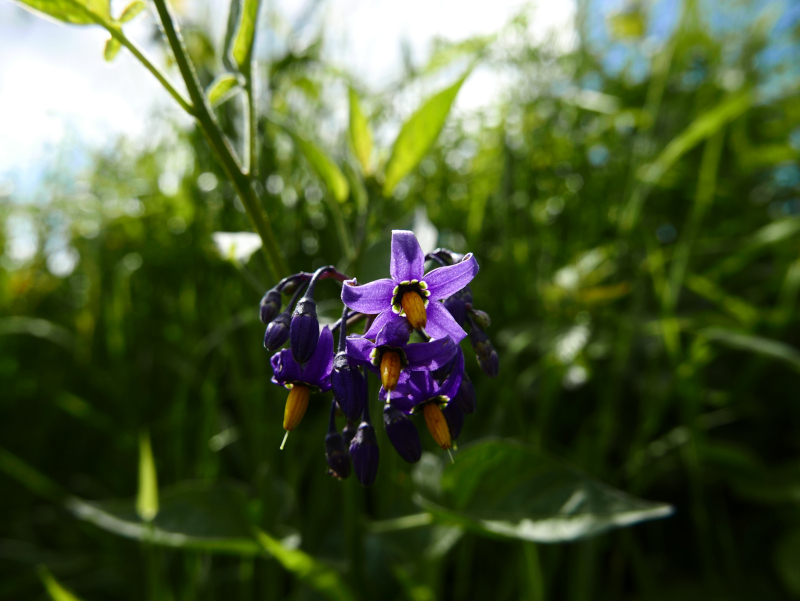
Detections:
[454, 373, 476, 414]
[469, 326, 499, 378]
[332, 353, 366, 421]
[290, 297, 319, 364]
[461, 284, 473, 309]
[444, 293, 468, 326]
[470, 309, 491, 330]
[349, 404, 379, 486]
[442, 402, 464, 440]
[259, 288, 282, 324]
[342, 420, 357, 448]
[325, 402, 351, 479]
[383, 404, 421, 463]
[264, 312, 291, 350]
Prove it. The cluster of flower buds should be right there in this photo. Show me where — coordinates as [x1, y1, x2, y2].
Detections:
[261, 230, 497, 486]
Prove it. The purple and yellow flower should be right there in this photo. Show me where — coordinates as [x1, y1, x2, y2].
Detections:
[270, 326, 334, 448]
[341, 230, 479, 343]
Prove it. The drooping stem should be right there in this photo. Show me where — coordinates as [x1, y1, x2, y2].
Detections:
[151, 0, 288, 280]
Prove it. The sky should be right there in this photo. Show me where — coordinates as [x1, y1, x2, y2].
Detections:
[0, 0, 576, 197]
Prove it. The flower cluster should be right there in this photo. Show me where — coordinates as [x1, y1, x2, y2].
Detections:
[260, 230, 498, 486]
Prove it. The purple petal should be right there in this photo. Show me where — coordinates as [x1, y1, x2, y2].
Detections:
[424, 253, 479, 301]
[374, 318, 413, 348]
[439, 348, 464, 399]
[270, 349, 303, 386]
[390, 230, 425, 282]
[425, 301, 468, 344]
[341, 278, 394, 314]
[405, 336, 457, 371]
[302, 326, 334, 387]
[345, 336, 377, 368]
[363, 310, 398, 339]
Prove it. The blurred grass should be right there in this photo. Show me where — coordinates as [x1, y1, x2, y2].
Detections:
[1, 0, 800, 599]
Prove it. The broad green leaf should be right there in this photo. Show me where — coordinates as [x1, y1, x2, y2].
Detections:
[254, 528, 357, 601]
[383, 73, 469, 195]
[348, 88, 373, 174]
[207, 73, 242, 107]
[118, 0, 144, 23]
[104, 37, 121, 62]
[14, 0, 111, 25]
[415, 439, 672, 543]
[699, 328, 800, 373]
[38, 566, 84, 601]
[230, 0, 261, 72]
[68, 482, 262, 555]
[136, 430, 159, 522]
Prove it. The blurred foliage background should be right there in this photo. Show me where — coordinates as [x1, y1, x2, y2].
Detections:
[2, 0, 800, 599]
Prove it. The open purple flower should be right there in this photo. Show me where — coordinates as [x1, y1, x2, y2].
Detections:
[341, 230, 479, 343]
[270, 326, 334, 448]
[346, 318, 457, 394]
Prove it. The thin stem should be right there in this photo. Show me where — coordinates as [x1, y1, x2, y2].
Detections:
[151, 0, 289, 280]
[245, 77, 257, 177]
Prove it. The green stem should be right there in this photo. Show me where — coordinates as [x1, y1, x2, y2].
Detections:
[151, 0, 288, 280]
[521, 542, 545, 601]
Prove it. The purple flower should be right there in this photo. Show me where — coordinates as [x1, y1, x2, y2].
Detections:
[341, 230, 479, 343]
[271, 326, 334, 393]
[380, 361, 463, 416]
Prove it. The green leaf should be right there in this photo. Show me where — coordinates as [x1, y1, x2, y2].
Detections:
[348, 88, 373, 174]
[415, 439, 673, 543]
[68, 482, 262, 555]
[38, 566, 85, 601]
[136, 430, 159, 522]
[775, 529, 800, 595]
[230, 0, 261, 72]
[699, 328, 800, 373]
[383, 73, 469, 195]
[118, 0, 145, 23]
[207, 73, 242, 107]
[13, 0, 111, 25]
[104, 37, 121, 62]
[253, 528, 357, 601]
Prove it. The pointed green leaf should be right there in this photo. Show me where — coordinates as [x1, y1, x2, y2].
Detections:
[383, 73, 469, 195]
[38, 566, 85, 601]
[13, 0, 111, 25]
[415, 439, 673, 543]
[136, 430, 159, 522]
[118, 0, 145, 23]
[104, 36, 121, 62]
[348, 88, 373, 174]
[207, 73, 242, 107]
[254, 528, 357, 601]
[230, 0, 261, 72]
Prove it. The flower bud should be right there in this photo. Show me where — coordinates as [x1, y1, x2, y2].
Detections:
[442, 402, 464, 441]
[383, 404, 421, 463]
[325, 401, 350, 479]
[443, 293, 467, 326]
[453, 373, 476, 414]
[469, 309, 491, 330]
[342, 420, 357, 448]
[290, 297, 319, 364]
[264, 312, 291, 350]
[469, 326, 499, 378]
[259, 288, 282, 324]
[349, 422, 379, 486]
[331, 352, 367, 422]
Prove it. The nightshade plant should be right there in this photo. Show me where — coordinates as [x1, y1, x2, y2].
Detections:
[262, 230, 497, 485]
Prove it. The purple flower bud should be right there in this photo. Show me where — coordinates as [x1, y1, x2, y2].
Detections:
[469, 309, 491, 330]
[264, 312, 291, 350]
[443, 293, 468, 326]
[349, 403, 379, 486]
[469, 325, 499, 378]
[290, 297, 319, 364]
[331, 352, 367, 422]
[453, 373, 476, 414]
[325, 401, 351, 479]
[342, 420, 357, 448]
[383, 404, 421, 463]
[442, 402, 464, 440]
[259, 288, 282, 324]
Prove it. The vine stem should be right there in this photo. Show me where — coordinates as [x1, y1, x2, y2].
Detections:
[151, 0, 288, 280]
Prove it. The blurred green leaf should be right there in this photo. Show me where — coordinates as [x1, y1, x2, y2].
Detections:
[69, 482, 262, 555]
[348, 88, 373, 174]
[0, 317, 75, 350]
[383, 73, 469, 195]
[423, 34, 494, 75]
[104, 36, 121, 62]
[254, 528, 357, 601]
[415, 439, 672, 542]
[118, 0, 144, 23]
[14, 0, 111, 25]
[230, 0, 261, 73]
[207, 73, 242, 107]
[775, 529, 800, 596]
[38, 566, 84, 601]
[699, 328, 800, 373]
[136, 430, 159, 522]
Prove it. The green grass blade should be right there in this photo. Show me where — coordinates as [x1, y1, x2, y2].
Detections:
[38, 566, 85, 601]
[348, 88, 373, 174]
